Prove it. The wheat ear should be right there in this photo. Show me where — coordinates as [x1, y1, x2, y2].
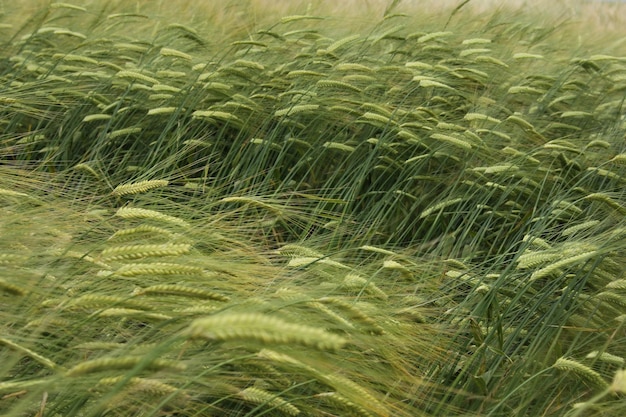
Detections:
[101, 243, 191, 261]
[185, 313, 346, 351]
[115, 207, 190, 228]
[67, 294, 151, 310]
[342, 273, 388, 300]
[553, 357, 609, 390]
[530, 251, 597, 280]
[0, 278, 26, 295]
[317, 297, 384, 335]
[586, 351, 625, 366]
[239, 387, 300, 416]
[97, 308, 172, 321]
[133, 284, 229, 302]
[98, 376, 183, 396]
[114, 263, 203, 277]
[66, 356, 186, 376]
[315, 392, 376, 417]
[112, 180, 168, 197]
[0, 337, 60, 371]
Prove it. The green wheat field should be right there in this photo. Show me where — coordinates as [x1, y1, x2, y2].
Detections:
[1, 0, 625, 416]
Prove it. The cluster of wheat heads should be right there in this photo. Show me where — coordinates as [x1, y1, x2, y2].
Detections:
[0, 169, 452, 416]
[1, 0, 625, 416]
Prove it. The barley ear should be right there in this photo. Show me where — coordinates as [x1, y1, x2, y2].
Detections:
[0, 337, 60, 371]
[553, 357, 609, 390]
[184, 313, 346, 351]
[100, 243, 191, 261]
[112, 179, 168, 197]
[0, 279, 26, 295]
[97, 376, 183, 396]
[239, 387, 300, 416]
[611, 369, 626, 394]
[66, 356, 186, 376]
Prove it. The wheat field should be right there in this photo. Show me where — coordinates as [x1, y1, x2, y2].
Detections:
[0, 0, 625, 416]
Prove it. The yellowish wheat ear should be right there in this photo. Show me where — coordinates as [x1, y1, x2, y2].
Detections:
[67, 294, 151, 311]
[114, 262, 204, 277]
[611, 369, 626, 394]
[586, 351, 625, 366]
[239, 387, 301, 416]
[98, 376, 183, 397]
[317, 297, 384, 335]
[315, 392, 375, 417]
[66, 356, 186, 376]
[133, 284, 229, 302]
[96, 308, 172, 321]
[342, 273, 388, 300]
[184, 312, 347, 351]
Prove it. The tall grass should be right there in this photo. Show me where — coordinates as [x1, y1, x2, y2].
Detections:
[1, 0, 625, 416]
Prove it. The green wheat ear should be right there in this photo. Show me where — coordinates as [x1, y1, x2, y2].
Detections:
[0, 337, 60, 371]
[553, 357, 609, 390]
[0, 278, 26, 295]
[101, 243, 192, 261]
[112, 179, 168, 196]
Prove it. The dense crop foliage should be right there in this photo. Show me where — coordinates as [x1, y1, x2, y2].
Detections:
[1, 1, 625, 416]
